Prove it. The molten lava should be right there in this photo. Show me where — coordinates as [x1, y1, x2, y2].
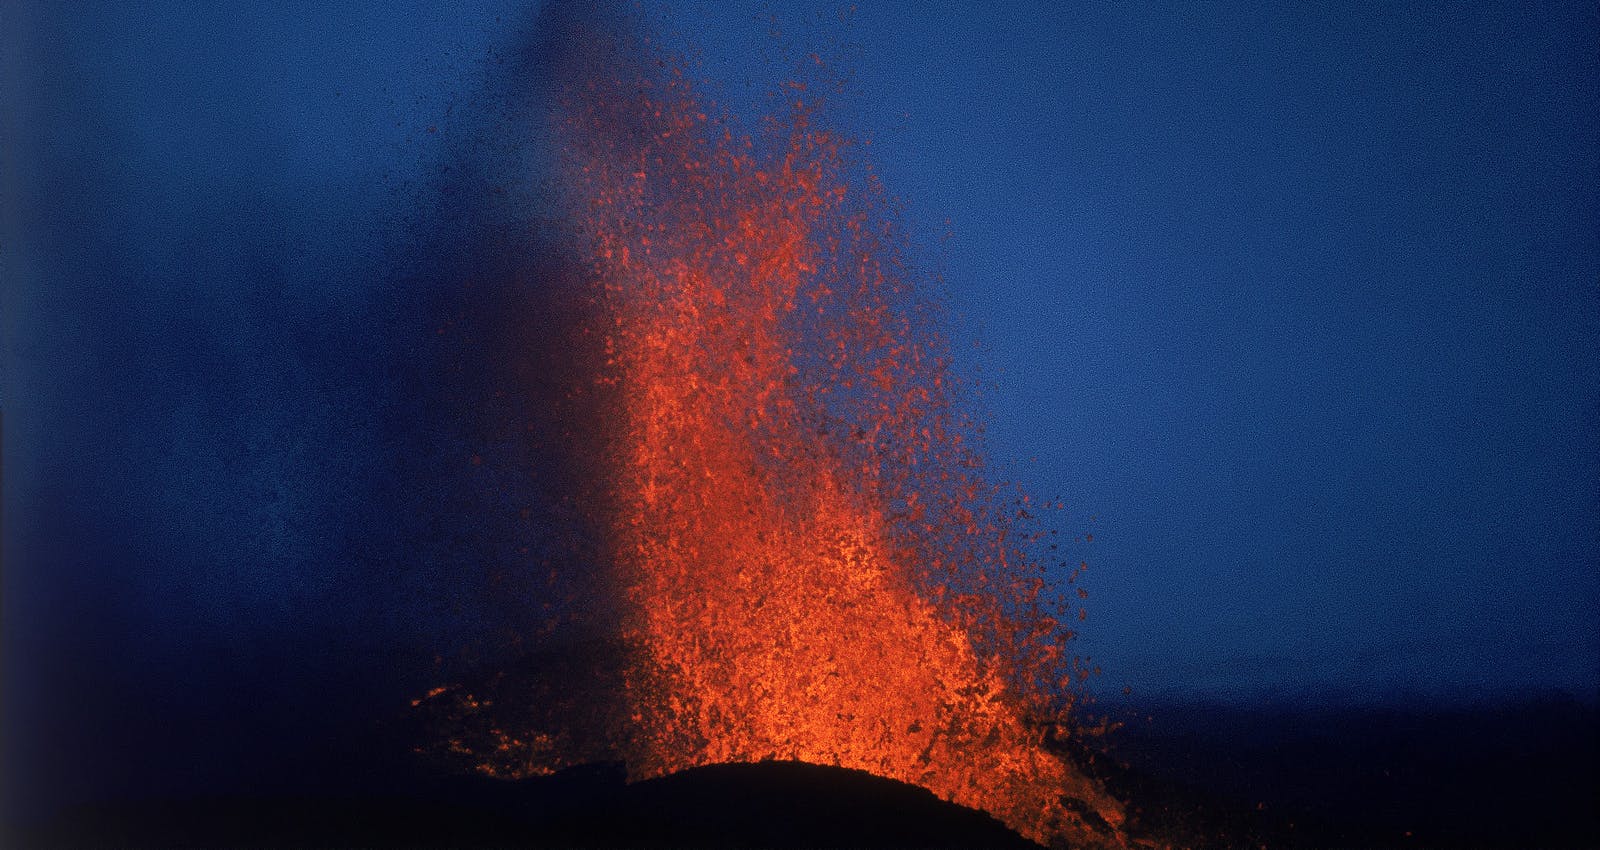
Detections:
[420, 21, 1131, 850]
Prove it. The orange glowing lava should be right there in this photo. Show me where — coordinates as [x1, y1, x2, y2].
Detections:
[520, 27, 1132, 847]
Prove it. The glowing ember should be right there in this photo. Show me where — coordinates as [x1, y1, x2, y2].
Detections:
[421, 18, 1131, 849]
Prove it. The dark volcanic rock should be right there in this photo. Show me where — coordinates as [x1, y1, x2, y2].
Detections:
[19, 760, 1043, 849]
[539, 760, 1042, 849]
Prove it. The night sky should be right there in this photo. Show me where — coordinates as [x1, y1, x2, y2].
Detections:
[4, 0, 1597, 827]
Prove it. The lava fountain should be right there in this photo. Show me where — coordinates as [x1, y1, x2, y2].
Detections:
[420, 14, 1130, 849]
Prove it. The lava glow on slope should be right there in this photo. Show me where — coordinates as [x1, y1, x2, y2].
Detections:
[416, 19, 1130, 849]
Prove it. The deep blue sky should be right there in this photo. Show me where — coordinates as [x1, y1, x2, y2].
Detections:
[659, 0, 1600, 700]
[4, 3, 1596, 814]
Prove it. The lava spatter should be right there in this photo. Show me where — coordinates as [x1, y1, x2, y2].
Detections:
[554, 26, 1125, 847]
[417, 17, 1131, 849]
